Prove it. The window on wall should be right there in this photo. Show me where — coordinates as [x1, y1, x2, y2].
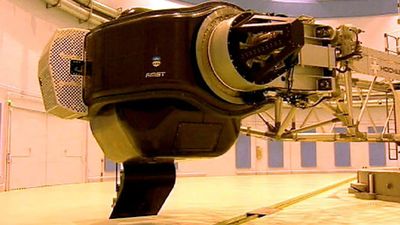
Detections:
[268, 140, 283, 168]
[334, 128, 351, 167]
[300, 129, 316, 167]
[235, 134, 251, 169]
[368, 127, 386, 167]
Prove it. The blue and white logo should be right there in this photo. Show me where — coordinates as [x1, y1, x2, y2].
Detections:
[152, 56, 161, 68]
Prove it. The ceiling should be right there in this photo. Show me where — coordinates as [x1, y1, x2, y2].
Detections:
[178, 0, 398, 18]
[96, 0, 191, 10]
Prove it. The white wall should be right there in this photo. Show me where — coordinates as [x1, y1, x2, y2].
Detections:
[0, 0, 103, 190]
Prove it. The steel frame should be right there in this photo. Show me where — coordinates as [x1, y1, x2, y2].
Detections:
[241, 46, 400, 146]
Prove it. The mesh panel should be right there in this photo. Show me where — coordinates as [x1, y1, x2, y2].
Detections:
[39, 28, 89, 119]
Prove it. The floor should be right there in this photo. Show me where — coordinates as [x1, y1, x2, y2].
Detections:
[1, 173, 399, 225]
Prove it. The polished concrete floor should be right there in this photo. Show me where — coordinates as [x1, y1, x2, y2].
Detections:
[2, 173, 398, 225]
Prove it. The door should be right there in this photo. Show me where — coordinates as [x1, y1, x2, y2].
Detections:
[8, 108, 47, 189]
[8, 108, 86, 189]
[46, 115, 86, 185]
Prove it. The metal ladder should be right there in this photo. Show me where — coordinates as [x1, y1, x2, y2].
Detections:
[384, 33, 400, 55]
[384, 33, 400, 160]
[385, 78, 399, 160]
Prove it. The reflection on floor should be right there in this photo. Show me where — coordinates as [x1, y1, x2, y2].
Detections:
[2, 173, 397, 225]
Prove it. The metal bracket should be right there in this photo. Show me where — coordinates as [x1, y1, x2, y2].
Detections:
[46, 0, 61, 9]
[79, 1, 93, 24]
[82, 0, 93, 8]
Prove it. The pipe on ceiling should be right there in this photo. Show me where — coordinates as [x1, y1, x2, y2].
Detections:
[42, 0, 120, 26]
[73, 0, 120, 18]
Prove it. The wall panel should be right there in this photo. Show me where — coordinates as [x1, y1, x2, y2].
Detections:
[236, 134, 251, 169]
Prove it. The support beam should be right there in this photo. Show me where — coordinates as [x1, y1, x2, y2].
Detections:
[300, 108, 314, 128]
[344, 71, 355, 128]
[357, 88, 378, 133]
[257, 113, 276, 131]
[383, 104, 395, 134]
[312, 108, 326, 133]
[276, 107, 297, 137]
[290, 118, 340, 134]
[262, 111, 275, 121]
[275, 97, 283, 129]
[356, 76, 377, 126]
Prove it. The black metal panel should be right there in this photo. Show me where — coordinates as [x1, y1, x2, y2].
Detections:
[84, 2, 265, 117]
[110, 160, 176, 219]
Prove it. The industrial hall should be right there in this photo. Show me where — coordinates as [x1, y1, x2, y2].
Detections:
[2, 0, 400, 224]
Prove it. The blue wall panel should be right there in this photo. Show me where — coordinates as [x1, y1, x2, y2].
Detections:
[334, 128, 351, 167]
[300, 129, 316, 167]
[236, 134, 251, 169]
[368, 127, 386, 167]
[301, 142, 317, 167]
[268, 141, 284, 168]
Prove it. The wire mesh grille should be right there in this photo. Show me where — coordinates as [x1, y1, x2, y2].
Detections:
[39, 28, 89, 119]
